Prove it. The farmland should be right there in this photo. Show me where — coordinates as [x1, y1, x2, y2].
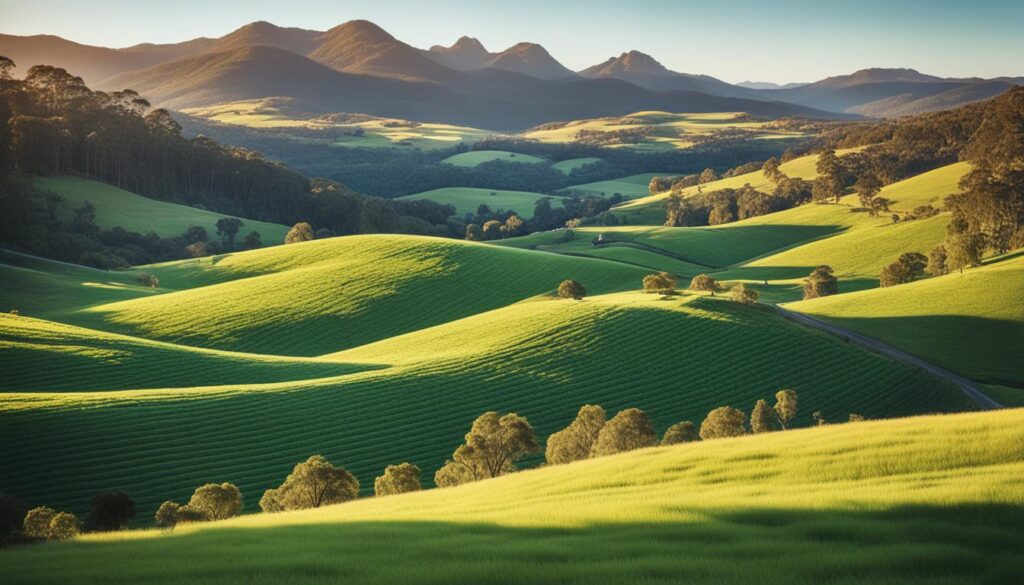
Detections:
[2, 408, 1021, 584]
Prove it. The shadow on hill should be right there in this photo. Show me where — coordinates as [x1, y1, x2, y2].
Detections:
[804, 313, 1024, 387]
[4, 504, 1022, 584]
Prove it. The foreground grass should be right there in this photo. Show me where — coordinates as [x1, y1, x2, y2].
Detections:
[3, 409, 1022, 584]
[34, 176, 290, 243]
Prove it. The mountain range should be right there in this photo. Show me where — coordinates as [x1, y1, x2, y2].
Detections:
[2, 20, 1020, 129]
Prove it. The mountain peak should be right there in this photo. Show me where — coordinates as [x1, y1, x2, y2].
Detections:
[816, 67, 945, 88]
[584, 50, 672, 77]
[427, 36, 492, 71]
[485, 42, 576, 79]
[322, 19, 396, 43]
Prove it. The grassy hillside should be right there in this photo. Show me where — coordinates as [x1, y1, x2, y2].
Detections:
[70, 235, 647, 355]
[4, 409, 1021, 584]
[562, 173, 664, 198]
[396, 187, 563, 217]
[0, 292, 975, 521]
[0, 314, 370, 393]
[441, 150, 546, 167]
[550, 157, 602, 174]
[34, 176, 291, 243]
[786, 253, 1024, 386]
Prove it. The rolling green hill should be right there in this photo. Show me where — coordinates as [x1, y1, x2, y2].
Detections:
[0, 291, 975, 523]
[786, 254, 1024, 386]
[550, 157, 602, 174]
[562, 173, 665, 198]
[396, 187, 563, 217]
[440, 150, 547, 167]
[34, 176, 291, 243]
[3, 408, 1021, 585]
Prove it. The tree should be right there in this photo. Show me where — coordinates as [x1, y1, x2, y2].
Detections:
[481, 220, 503, 240]
[945, 233, 985, 273]
[730, 284, 758, 304]
[435, 412, 539, 487]
[504, 214, 525, 237]
[699, 168, 718, 184]
[773, 389, 798, 430]
[0, 55, 14, 80]
[880, 252, 928, 287]
[242, 231, 262, 249]
[849, 413, 866, 422]
[545, 404, 606, 465]
[642, 272, 677, 294]
[812, 411, 827, 426]
[689, 274, 718, 296]
[750, 400, 777, 433]
[87, 490, 136, 532]
[285, 222, 315, 244]
[23, 506, 56, 539]
[374, 463, 422, 497]
[48, 512, 81, 540]
[927, 245, 948, 276]
[464, 223, 482, 241]
[700, 407, 747, 440]
[215, 217, 244, 248]
[136, 272, 159, 288]
[186, 483, 243, 521]
[813, 148, 845, 203]
[591, 408, 659, 457]
[661, 421, 701, 445]
[0, 494, 26, 544]
[557, 279, 586, 300]
[154, 501, 180, 529]
[855, 171, 884, 213]
[802, 265, 838, 299]
[184, 241, 207, 258]
[184, 225, 209, 244]
[762, 157, 782, 182]
[262, 455, 359, 511]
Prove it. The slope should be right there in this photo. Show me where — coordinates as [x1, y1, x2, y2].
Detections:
[4, 409, 1021, 584]
[34, 176, 291, 242]
[0, 292, 976, 523]
[397, 187, 563, 218]
[785, 254, 1024, 386]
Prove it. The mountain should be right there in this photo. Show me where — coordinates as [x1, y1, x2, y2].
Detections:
[483, 42, 577, 80]
[426, 36, 493, 71]
[737, 81, 807, 90]
[812, 67, 945, 88]
[579, 50, 753, 98]
[210, 20, 322, 55]
[849, 80, 1017, 117]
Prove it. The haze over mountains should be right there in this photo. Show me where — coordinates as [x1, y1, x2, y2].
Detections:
[1, 19, 1020, 129]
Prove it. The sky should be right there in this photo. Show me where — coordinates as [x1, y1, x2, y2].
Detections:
[1, 0, 1022, 83]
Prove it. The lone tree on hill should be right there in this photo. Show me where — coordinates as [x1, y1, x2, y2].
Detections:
[643, 272, 678, 294]
[558, 279, 586, 300]
[186, 483, 243, 521]
[774, 389, 799, 430]
[545, 404, 607, 465]
[802, 265, 838, 299]
[750, 400, 777, 433]
[260, 455, 359, 512]
[87, 490, 136, 532]
[591, 408, 659, 457]
[661, 421, 701, 445]
[285, 222, 314, 244]
[215, 217, 244, 248]
[730, 283, 759, 304]
[374, 463, 422, 497]
[689, 274, 719, 296]
[435, 412, 539, 487]
[700, 407, 747, 440]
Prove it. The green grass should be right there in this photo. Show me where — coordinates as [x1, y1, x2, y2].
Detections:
[34, 176, 291, 243]
[52, 235, 647, 356]
[3, 409, 1021, 584]
[785, 253, 1024, 386]
[441, 150, 547, 167]
[396, 187, 564, 218]
[550, 157, 602, 174]
[0, 291, 975, 523]
[562, 173, 666, 198]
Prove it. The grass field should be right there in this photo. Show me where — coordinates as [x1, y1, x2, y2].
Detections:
[34, 177, 291, 243]
[440, 150, 547, 167]
[3, 408, 1021, 584]
[562, 173, 667, 198]
[396, 187, 564, 217]
[550, 157, 602, 174]
[183, 99, 492, 150]
[786, 253, 1024, 386]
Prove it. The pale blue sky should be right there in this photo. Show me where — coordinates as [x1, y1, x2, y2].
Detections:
[1, 0, 1021, 83]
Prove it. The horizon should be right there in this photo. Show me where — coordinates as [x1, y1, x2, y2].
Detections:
[1, 0, 1022, 84]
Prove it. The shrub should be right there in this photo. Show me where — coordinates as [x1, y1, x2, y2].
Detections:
[87, 490, 136, 532]
[23, 506, 56, 539]
[699, 407, 746, 440]
[154, 501, 180, 529]
[661, 421, 701, 445]
[557, 279, 586, 300]
[285, 222, 314, 244]
[849, 413, 866, 422]
[136, 273, 159, 288]
[730, 284, 759, 304]
[591, 408, 658, 457]
[802, 265, 838, 299]
[545, 405, 606, 465]
[688, 274, 719, 296]
[374, 463, 422, 497]
[48, 512, 81, 540]
[642, 272, 678, 294]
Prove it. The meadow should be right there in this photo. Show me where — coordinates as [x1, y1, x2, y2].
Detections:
[33, 177, 291, 243]
[396, 187, 564, 217]
[561, 173, 667, 198]
[440, 150, 547, 167]
[2, 408, 1021, 584]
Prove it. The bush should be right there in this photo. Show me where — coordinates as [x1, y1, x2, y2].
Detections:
[688, 274, 719, 296]
[661, 421, 701, 445]
[557, 279, 586, 300]
[730, 284, 759, 304]
[802, 265, 838, 299]
[136, 273, 159, 288]
[374, 463, 422, 497]
[285, 222, 315, 244]
[642, 272, 678, 294]
[23, 506, 56, 539]
[699, 407, 746, 440]
[154, 501, 180, 529]
[591, 408, 658, 457]
[48, 512, 81, 540]
[87, 490, 136, 532]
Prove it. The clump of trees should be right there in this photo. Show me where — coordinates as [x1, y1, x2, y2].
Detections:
[545, 405, 606, 464]
[154, 482, 243, 528]
[435, 412, 539, 487]
[590, 408, 659, 457]
[689, 274, 719, 296]
[642, 272, 678, 294]
[879, 252, 928, 287]
[260, 456, 359, 512]
[802, 265, 838, 299]
[730, 284, 759, 304]
[557, 279, 586, 300]
[374, 463, 422, 497]
[661, 421, 701, 445]
[23, 506, 81, 541]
